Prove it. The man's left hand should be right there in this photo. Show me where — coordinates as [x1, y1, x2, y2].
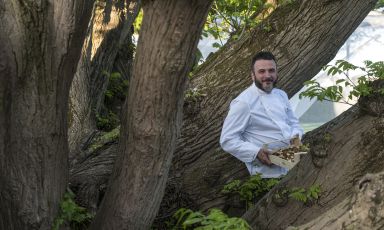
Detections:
[290, 134, 301, 146]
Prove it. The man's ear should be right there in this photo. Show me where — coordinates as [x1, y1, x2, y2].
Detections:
[251, 72, 255, 81]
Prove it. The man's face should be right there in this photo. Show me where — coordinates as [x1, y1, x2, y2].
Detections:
[251, 59, 277, 93]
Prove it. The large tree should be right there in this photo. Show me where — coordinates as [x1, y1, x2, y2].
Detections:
[163, 0, 379, 216]
[1, 0, 215, 229]
[89, 0, 213, 229]
[2, 0, 375, 229]
[0, 0, 93, 229]
[68, 0, 379, 227]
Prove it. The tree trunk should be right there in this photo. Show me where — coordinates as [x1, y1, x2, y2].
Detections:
[67, 0, 378, 225]
[0, 1, 93, 229]
[243, 83, 384, 229]
[292, 171, 384, 229]
[89, 0, 212, 229]
[166, 0, 377, 215]
[68, 0, 140, 156]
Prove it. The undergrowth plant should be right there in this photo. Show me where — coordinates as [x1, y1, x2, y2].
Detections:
[96, 111, 119, 131]
[52, 190, 93, 230]
[222, 173, 280, 209]
[289, 184, 321, 204]
[97, 71, 129, 131]
[104, 72, 129, 105]
[272, 184, 321, 207]
[168, 208, 251, 230]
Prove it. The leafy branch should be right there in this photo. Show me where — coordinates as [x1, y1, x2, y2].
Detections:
[299, 60, 384, 104]
[203, 0, 281, 45]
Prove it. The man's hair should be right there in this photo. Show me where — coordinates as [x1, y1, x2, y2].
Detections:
[251, 51, 276, 73]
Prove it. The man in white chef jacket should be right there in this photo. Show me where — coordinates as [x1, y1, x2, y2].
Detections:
[220, 51, 303, 178]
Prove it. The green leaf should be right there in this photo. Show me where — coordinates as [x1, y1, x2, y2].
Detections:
[212, 42, 222, 48]
[183, 217, 204, 226]
[303, 80, 316, 86]
[173, 208, 193, 227]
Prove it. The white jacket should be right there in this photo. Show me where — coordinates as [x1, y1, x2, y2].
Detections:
[220, 84, 303, 178]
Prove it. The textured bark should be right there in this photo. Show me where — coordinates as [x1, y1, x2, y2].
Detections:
[291, 172, 384, 229]
[70, 130, 119, 214]
[0, 0, 93, 229]
[167, 0, 378, 215]
[67, 0, 378, 224]
[243, 89, 384, 229]
[68, 0, 140, 156]
[90, 0, 212, 229]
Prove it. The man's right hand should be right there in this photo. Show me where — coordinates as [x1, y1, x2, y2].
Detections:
[257, 148, 272, 166]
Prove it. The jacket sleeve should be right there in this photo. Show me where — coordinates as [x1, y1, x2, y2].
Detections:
[282, 92, 304, 138]
[220, 100, 261, 163]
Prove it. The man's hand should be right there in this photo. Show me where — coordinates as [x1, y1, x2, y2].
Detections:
[290, 134, 301, 146]
[257, 148, 272, 166]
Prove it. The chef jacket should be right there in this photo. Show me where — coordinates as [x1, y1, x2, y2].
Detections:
[220, 84, 303, 178]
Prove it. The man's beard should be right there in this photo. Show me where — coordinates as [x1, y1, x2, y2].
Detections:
[254, 77, 277, 93]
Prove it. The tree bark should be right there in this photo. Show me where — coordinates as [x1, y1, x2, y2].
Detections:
[68, 0, 140, 156]
[166, 0, 378, 215]
[291, 171, 384, 229]
[67, 0, 378, 225]
[0, 1, 93, 229]
[89, 0, 212, 229]
[243, 86, 384, 229]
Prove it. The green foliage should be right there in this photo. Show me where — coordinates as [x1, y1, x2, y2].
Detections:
[300, 60, 384, 104]
[375, 0, 384, 10]
[52, 190, 93, 230]
[222, 179, 242, 192]
[323, 133, 332, 143]
[203, 0, 293, 45]
[204, 0, 267, 43]
[185, 87, 206, 102]
[168, 208, 251, 230]
[222, 173, 279, 208]
[289, 184, 321, 204]
[298, 143, 310, 152]
[89, 126, 120, 151]
[288, 188, 307, 203]
[96, 110, 119, 131]
[104, 71, 129, 105]
[194, 48, 205, 68]
[97, 71, 128, 131]
[262, 24, 272, 32]
[133, 9, 143, 34]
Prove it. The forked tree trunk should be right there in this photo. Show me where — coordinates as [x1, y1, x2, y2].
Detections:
[67, 0, 378, 224]
[90, 0, 212, 229]
[0, 0, 93, 229]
